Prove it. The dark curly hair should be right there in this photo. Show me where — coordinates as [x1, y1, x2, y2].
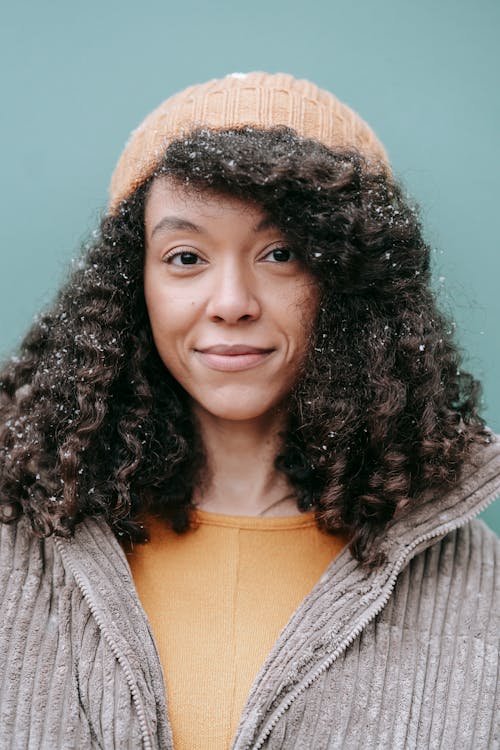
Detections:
[0, 125, 489, 570]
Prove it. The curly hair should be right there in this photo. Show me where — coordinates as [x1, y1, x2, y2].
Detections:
[0, 125, 489, 570]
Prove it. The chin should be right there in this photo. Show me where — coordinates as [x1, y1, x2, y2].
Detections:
[194, 393, 284, 423]
[205, 407, 274, 422]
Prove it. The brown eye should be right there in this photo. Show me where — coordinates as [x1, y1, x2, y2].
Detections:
[162, 249, 204, 266]
[264, 246, 296, 263]
[174, 252, 199, 266]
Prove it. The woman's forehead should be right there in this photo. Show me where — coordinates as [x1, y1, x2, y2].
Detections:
[144, 177, 277, 237]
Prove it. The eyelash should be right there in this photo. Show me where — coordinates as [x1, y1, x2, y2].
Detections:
[162, 245, 297, 266]
[162, 249, 199, 266]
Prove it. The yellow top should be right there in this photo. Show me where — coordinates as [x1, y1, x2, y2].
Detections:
[126, 508, 350, 750]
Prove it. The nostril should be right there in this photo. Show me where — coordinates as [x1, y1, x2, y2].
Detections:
[213, 316, 252, 323]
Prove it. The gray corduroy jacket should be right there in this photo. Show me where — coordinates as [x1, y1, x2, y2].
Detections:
[1, 438, 500, 750]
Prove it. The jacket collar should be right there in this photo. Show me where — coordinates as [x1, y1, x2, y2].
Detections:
[56, 435, 500, 750]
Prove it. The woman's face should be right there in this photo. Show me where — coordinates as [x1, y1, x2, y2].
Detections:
[143, 177, 320, 423]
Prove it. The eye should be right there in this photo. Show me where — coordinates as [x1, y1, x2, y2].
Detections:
[162, 248, 205, 266]
[263, 246, 297, 263]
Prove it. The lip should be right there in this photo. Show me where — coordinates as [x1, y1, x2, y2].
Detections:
[194, 349, 275, 372]
[198, 344, 273, 355]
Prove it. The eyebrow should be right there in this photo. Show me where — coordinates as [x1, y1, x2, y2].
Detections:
[149, 214, 279, 239]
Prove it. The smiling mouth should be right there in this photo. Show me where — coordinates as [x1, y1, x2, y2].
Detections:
[197, 344, 274, 355]
[194, 350, 275, 372]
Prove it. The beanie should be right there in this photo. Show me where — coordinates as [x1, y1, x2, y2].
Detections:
[108, 71, 390, 214]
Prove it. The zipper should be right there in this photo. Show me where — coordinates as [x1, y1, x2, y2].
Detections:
[248, 488, 500, 750]
[55, 540, 157, 750]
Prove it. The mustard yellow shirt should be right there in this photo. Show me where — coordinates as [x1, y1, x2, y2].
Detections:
[126, 509, 349, 750]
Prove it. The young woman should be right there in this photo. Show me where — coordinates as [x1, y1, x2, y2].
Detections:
[0, 72, 499, 750]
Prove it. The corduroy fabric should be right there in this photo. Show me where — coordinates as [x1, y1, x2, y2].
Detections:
[0, 436, 499, 749]
[108, 71, 390, 214]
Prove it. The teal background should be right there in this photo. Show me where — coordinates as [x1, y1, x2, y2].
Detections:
[1, 0, 499, 531]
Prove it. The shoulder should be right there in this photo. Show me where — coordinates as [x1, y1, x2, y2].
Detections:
[0, 516, 62, 610]
[438, 515, 499, 580]
[446, 517, 499, 608]
[444, 514, 500, 557]
[386, 516, 499, 638]
[0, 514, 46, 557]
[0, 515, 42, 574]
[413, 515, 499, 594]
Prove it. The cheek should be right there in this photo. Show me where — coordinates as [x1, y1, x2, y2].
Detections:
[144, 281, 167, 337]
[145, 272, 183, 329]
[287, 282, 320, 345]
[144, 278, 182, 355]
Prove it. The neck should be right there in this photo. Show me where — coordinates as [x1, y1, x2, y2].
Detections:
[190, 402, 299, 516]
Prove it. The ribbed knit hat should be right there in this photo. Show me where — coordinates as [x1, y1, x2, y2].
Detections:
[108, 71, 390, 214]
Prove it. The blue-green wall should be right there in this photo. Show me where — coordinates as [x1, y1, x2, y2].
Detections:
[1, 0, 498, 531]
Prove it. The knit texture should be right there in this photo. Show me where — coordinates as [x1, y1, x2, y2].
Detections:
[1, 437, 499, 749]
[108, 71, 390, 214]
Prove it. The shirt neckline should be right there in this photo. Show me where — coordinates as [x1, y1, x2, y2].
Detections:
[190, 507, 318, 530]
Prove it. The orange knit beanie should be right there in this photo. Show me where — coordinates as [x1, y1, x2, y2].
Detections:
[108, 71, 390, 214]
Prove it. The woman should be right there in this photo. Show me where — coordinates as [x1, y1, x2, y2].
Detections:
[0, 72, 498, 749]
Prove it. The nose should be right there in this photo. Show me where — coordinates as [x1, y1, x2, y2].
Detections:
[205, 260, 261, 324]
